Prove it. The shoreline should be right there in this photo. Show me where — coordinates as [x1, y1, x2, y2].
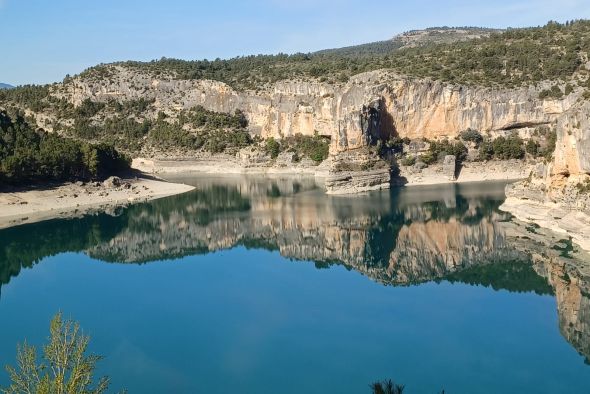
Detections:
[0, 176, 195, 230]
[0, 158, 531, 231]
[500, 197, 590, 252]
[133, 157, 530, 187]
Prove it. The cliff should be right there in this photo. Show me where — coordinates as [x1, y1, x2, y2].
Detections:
[501, 99, 590, 251]
[54, 67, 574, 154]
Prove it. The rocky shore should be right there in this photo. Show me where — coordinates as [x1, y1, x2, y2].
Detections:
[501, 177, 590, 252]
[0, 176, 195, 229]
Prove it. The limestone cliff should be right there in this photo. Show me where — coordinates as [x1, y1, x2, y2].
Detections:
[53, 66, 576, 155]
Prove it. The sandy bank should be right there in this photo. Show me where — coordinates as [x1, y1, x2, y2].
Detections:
[398, 160, 532, 187]
[132, 157, 331, 177]
[0, 177, 195, 229]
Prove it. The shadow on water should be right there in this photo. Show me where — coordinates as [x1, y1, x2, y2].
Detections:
[0, 175, 589, 364]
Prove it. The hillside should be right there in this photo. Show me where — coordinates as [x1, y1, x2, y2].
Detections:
[316, 26, 501, 57]
[0, 83, 14, 90]
[71, 20, 590, 91]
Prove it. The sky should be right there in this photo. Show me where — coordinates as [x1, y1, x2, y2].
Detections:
[1, 0, 589, 85]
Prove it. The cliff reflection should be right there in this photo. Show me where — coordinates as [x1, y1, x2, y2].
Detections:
[0, 176, 589, 363]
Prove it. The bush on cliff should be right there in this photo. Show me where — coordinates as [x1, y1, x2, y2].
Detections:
[265, 137, 281, 158]
[284, 132, 330, 163]
[426, 139, 468, 163]
[476, 134, 525, 160]
[460, 128, 483, 145]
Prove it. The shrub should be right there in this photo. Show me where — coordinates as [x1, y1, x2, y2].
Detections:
[492, 135, 525, 159]
[478, 139, 495, 161]
[2, 313, 111, 394]
[265, 137, 281, 158]
[281, 132, 330, 163]
[400, 155, 416, 166]
[428, 139, 468, 163]
[525, 139, 540, 156]
[460, 128, 483, 145]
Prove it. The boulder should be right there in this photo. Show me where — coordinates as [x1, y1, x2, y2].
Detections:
[103, 176, 122, 188]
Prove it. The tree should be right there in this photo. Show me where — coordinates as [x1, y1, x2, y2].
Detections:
[2, 313, 111, 394]
[370, 379, 405, 394]
[265, 137, 281, 159]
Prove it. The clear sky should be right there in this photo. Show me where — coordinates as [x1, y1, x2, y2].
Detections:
[1, 0, 589, 85]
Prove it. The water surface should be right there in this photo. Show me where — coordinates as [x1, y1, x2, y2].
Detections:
[0, 176, 589, 393]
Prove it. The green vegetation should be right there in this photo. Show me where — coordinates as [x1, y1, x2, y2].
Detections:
[460, 128, 483, 145]
[2, 313, 111, 394]
[477, 128, 557, 161]
[150, 107, 252, 154]
[0, 85, 51, 112]
[444, 260, 554, 295]
[576, 179, 590, 193]
[64, 104, 253, 155]
[491, 135, 525, 160]
[539, 85, 564, 99]
[0, 110, 130, 184]
[389, 20, 589, 87]
[477, 134, 524, 160]
[420, 139, 468, 164]
[400, 155, 416, 166]
[76, 20, 590, 90]
[265, 137, 281, 158]
[525, 139, 540, 156]
[263, 132, 330, 163]
[370, 380, 405, 394]
[284, 132, 330, 163]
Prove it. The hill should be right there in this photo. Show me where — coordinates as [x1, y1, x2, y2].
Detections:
[0, 83, 14, 90]
[73, 20, 590, 91]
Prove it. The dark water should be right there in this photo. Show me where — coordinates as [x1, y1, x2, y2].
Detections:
[0, 176, 589, 393]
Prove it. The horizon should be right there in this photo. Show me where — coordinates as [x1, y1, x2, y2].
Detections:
[1, 0, 589, 86]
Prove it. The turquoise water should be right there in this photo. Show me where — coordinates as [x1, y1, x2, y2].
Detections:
[0, 176, 589, 393]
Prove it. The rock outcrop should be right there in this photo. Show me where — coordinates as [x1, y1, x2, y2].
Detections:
[500, 100, 590, 251]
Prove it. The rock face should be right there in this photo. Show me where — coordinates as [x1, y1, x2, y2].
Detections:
[325, 168, 391, 194]
[500, 99, 590, 251]
[54, 66, 576, 155]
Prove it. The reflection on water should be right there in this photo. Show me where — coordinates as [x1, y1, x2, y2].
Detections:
[1, 175, 590, 368]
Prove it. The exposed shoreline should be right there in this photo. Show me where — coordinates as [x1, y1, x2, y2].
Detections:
[399, 159, 532, 187]
[133, 157, 531, 187]
[501, 196, 590, 253]
[0, 176, 195, 230]
[0, 159, 533, 231]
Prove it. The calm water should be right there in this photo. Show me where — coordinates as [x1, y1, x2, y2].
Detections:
[1, 176, 589, 393]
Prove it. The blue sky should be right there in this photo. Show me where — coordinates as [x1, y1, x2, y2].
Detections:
[1, 0, 589, 85]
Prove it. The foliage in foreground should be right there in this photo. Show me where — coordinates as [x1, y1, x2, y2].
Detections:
[2, 313, 111, 394]
[371, 379, 405, 394]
